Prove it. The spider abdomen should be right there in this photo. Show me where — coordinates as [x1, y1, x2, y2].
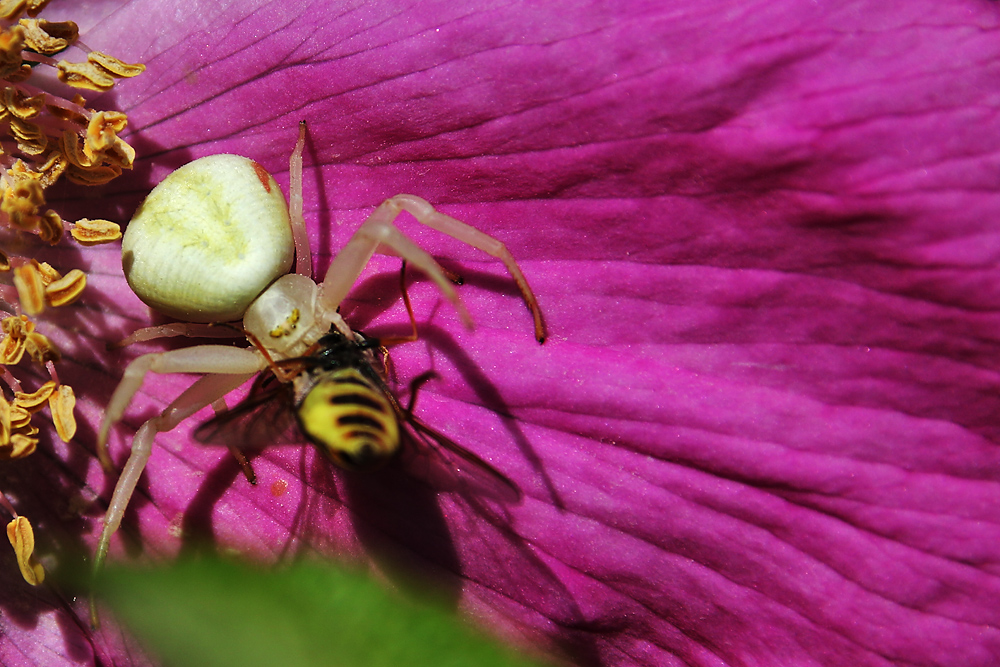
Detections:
[122, 154, 294, 323]
[295, 367, 400, 469]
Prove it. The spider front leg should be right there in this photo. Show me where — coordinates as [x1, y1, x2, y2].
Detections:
[97, 346, 265, 468]
[110, 322, 244, 349]
[95, 371, 256, 570]
[318, 196, 546, 342]
[390, 194, 546, 343]
[95, 347, 265, 568]
[91, 366, 258, 629]
[319, 206, 472, 328]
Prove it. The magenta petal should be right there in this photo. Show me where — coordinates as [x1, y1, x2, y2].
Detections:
[7, 1, 1000, 665]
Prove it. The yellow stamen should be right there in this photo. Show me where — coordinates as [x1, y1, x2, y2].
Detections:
[26, 0, 51, 17]
[0, 1, 27, 21]
[45, 95, 86, 123]
[0, 25, 24, 78]
[56, 59, 114, 91]
[0, 1, 141, 587]
[9, 153, 66, 188]
[1, 314, 32, 338]
[1, 1, 52, 20]
[34, 152, 68, 187]
[9, 405, 31, 429]
[18, 18, 77, 55]
[12, 261, 44, 314]
[0, 395, 9, 443]
[23, 330, 59, 363]
[2, 176, 44, 230]
[14, 379, 55, 412]
[86, 111, 127, 150]
[48, 384, 75, 442]
[9, 117, 46, 155]
[0, 4, 142, 289]
[37, 210, 62, 245]
[56, 52, 145, 92]
[34, 260, 60, 285]
[45, 268, 85, 306]
[70, 218, 121, 245]
[3, 86, 44, 119]
[3, 63, 30, 82]
[60, 128, 91, 168]
[66, 163, 121, 185]
[6, 516, 44, 585]
[4, 432, 37, 458]
[0, 315, 31, 364]
[87, 51, 145, 78]
[0, 337, 23, 364]
[83, 112, 134, 168]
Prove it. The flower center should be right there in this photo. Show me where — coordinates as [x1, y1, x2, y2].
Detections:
[0, 0, 146, 586]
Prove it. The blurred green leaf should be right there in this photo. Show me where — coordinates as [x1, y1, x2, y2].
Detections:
[97, 558, 548, 667]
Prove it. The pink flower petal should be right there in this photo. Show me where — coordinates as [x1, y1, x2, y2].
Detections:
[5, 1, 1000, 665]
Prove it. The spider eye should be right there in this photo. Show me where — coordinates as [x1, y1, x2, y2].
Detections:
[268, 308, 300, 338]
[244, 273, 318, 355]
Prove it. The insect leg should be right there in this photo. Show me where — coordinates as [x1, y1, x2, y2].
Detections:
[377, 261, 420, 347]
[404, 370, 439, 415]
[210, 394, 257, 484]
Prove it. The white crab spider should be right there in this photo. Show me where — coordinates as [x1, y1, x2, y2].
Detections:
[94, 123, 546, 575]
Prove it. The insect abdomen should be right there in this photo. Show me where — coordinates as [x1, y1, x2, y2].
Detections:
[296, 368, 399, 469]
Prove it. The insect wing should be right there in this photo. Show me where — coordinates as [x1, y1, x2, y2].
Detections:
[400, 413, 520, 503]
[193, 373, 299, 450]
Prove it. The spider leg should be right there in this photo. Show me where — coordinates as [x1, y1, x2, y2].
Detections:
[97, 346, 265, 469]
[91, 370, 254, 627]
[110, 322, 243, 349]
[317, 200, 473, 328]
[319, 195, 545, 342]
[289, 121, 311, 277]
[389, 194, 546, 342]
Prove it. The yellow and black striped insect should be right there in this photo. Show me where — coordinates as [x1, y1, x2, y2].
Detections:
[287, 329, 400, 469]
[194, 326, 517, 498]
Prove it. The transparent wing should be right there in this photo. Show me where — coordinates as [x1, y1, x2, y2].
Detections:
[397, 411, 520, 503]
[361, 369, 520, 502]
[193, 372, 300, 450]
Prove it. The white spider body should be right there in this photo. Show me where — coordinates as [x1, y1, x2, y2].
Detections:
[122, 154, 295, 322]
[93, 124, 546, 579]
